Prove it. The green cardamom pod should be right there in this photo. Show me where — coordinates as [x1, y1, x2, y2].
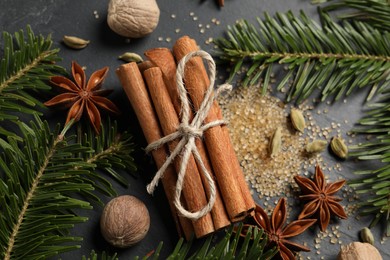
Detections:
[63, 35, 90, 49]
[330, 137, 348, 159]
[269, 127, 282, 157]
[306, 140, 327, 154]
[360, 227, 374, 245]
[118, 52, 143, 63]
[290, 108, 305, 133]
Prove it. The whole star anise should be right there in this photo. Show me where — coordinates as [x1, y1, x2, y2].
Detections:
[294, 165, 347, 232]
[242, 198, 316, 260]
[45, 61, 120, 134]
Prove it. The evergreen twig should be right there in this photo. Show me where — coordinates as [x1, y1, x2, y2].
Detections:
[0, 26, 63, 136]
[214, 11, 390, 103]
[80, 119, 137, 188]
[147, 224, 277, 260]
[0, 116, 94, 259]
[82, 250, 118, 260]
[0, 115, 137, 258]
[349, 91, 390, 237]
[312, 0, 390, 31]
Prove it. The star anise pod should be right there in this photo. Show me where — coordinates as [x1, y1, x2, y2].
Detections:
[45, 61, 120, 134]
[294, 165, 347, 232]
[241, 198, 316, 260]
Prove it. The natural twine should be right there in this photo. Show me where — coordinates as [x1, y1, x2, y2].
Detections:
[145, 50, 232, 220]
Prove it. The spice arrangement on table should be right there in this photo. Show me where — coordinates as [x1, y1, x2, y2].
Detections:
[0, 0, 389, 259]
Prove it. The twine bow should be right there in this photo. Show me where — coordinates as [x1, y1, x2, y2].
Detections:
[145, 50, 232, 220]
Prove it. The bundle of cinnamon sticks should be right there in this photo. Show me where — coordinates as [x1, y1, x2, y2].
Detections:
[116, 36, 255, 239]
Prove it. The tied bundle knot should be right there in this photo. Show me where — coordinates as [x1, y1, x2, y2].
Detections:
[145, 50, 231, 220]
[179, 124, 203, 139]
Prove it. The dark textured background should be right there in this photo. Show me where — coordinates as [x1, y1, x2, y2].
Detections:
[0, 0, 389, 259]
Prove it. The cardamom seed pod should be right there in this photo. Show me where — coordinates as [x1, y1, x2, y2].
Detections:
[63, 35, 90, 49]
[290, 108, 305, 132]
[118, 52, 143, 63]
[306, 140, 327, 154]
[331, 137, 348, 159]
[360, 227, 374, 245]
[269, 127, 282, 157]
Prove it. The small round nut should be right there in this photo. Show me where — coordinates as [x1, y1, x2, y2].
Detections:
[100, 195, 150, 248]
[107, 0, 160, 38]
[337, 242, 382, 260]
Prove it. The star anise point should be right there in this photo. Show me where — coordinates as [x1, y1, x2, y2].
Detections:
[294, 165, 347, 232]
[242, 198, 315, 260]
[45, 61, 120, 134]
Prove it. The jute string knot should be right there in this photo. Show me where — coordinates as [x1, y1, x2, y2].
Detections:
[179, 124, 203, 139]
[145, 50, 232, 220]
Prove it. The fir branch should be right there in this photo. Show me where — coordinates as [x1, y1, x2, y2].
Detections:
[3, 123, 71, 259]
[312, 0, 390, 32]
[79, 119, 137, 188]
[0, 26, 63, 123]
[145, 224, 277, 259]
[349, 90, 390, 236]
[0, 115, 122, 259]
[0, 116, 94, 259]
[82, 250, 118, 260]
[214, 11, 390, 103]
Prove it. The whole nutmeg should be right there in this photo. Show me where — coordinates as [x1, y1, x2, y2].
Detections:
[107, 0, 160, 38]
[337, 242, 382, 260]
[100, 195, 150, 248]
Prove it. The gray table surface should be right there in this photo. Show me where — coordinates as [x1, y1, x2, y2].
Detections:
[0, 0, 389, 259]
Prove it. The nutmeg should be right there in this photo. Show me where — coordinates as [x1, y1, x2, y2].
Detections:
[337, 242, 382, 260]
[100, 195, 150, 248]
[107, 0, 160, 38]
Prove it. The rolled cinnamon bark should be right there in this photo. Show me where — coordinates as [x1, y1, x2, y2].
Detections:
[145, 48, 230, 230]
[215, 102, 255, 217]
[143, 67, 215, 238]
[116, 63, 194, 240]
[172, 36, 255, 221]
[137, 60, 154, 73]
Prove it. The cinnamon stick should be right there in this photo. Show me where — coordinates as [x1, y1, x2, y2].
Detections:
[180, 37, 255, 215]
[144, 49, 180, 111]
[145, 48, 230, 230]
[173, 36, 255, 221]
[116, 63, 194, 240]
[137, 60, 154, 73]
[215, 101, 255, 218]
[143, 67, 215, 238]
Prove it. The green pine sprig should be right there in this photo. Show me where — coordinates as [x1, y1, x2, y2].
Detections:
[78, 118, 137, 189]
[145, 223, 277, 260]
[0, 116, 96, 259]
[82, 250, 118, 260]
[349, 91, 390, 237]
[312, 0, 390, 32]
[0, 26, 63, 130]
[0, 115, 137, 259]
[214, 11, 390, 103]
